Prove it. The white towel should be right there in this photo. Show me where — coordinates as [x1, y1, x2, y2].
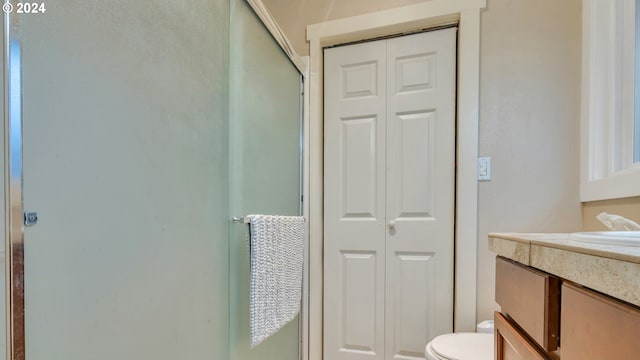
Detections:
[247, 214, 305, 348]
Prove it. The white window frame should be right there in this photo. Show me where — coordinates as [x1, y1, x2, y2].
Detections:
[581, 0, 640, 201]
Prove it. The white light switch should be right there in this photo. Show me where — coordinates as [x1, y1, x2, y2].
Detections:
[478, 157, 491, 181]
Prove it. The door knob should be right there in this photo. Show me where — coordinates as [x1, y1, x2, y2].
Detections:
[388, 220, 396, 229]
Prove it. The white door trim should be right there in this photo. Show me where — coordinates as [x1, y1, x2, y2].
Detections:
[307, 1, 485, 359]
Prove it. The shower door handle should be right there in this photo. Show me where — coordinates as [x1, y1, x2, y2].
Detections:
[24, 212, 38, 226]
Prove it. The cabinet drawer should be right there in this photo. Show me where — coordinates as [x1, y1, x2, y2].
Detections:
[495, 257, 560, 351]
[495, 312, 549, 360]
[561, 282, 640, 360]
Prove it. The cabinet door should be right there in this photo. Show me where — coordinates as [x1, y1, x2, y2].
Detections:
[561, 282, 640, 360]
[495, 257, 560, 351]
[495, 312, 549, 360]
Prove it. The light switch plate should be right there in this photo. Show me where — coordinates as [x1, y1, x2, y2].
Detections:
[478, 157, 491, 181]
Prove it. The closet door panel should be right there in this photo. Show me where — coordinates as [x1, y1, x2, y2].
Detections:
[324, 28, 457, 360]
[385, 29, 457, 360]
[324, 40, 387, 360]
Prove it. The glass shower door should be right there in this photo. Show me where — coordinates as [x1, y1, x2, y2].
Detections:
[7, 2, 232, 359]
[229, 0, 303, 359]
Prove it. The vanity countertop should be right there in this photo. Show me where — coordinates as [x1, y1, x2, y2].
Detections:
[489, 232, 640, 307]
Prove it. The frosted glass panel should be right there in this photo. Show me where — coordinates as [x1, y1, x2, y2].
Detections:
[15, 2, 231, 359]
[229, 0, 302, 359]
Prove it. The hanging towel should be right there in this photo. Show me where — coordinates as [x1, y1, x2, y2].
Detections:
[246, 214, 305, 348]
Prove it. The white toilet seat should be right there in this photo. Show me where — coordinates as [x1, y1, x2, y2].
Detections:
[425, 333, 493, 360]
[425, 342, 448, 360]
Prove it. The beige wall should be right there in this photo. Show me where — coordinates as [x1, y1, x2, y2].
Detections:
[583, 197, 640, 230]
[261, 0, 431, 55]
[262, 0, 583, 327]
[477, 0, 583, 321]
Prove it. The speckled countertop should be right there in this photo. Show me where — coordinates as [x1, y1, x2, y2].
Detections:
[489, 233, 640, 307]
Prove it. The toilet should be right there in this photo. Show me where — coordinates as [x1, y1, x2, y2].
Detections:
[425, 321, 494, 360]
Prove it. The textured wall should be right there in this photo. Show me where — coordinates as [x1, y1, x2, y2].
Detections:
[477, 0, 583, 320]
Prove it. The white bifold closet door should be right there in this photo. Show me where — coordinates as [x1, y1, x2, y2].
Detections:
[324, 28, 456, 360]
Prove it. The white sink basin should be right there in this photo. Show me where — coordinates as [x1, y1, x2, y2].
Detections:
[569, 231, 640, 246]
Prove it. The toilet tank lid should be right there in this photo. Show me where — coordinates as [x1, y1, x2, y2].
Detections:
[431, 333, 494, 360]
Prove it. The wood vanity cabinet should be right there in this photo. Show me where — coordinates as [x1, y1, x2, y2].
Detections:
[495, 257, 559, 360]
[561, 282, 640, 359]
[495, 311, 549, 360]
[495, 256, 640, 360]
[495, 257, 560, 351]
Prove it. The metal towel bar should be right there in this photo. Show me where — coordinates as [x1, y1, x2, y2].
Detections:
[232, 216, 305, 224]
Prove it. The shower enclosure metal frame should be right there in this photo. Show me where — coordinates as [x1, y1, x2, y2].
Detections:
[4, 2, 26, 359]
